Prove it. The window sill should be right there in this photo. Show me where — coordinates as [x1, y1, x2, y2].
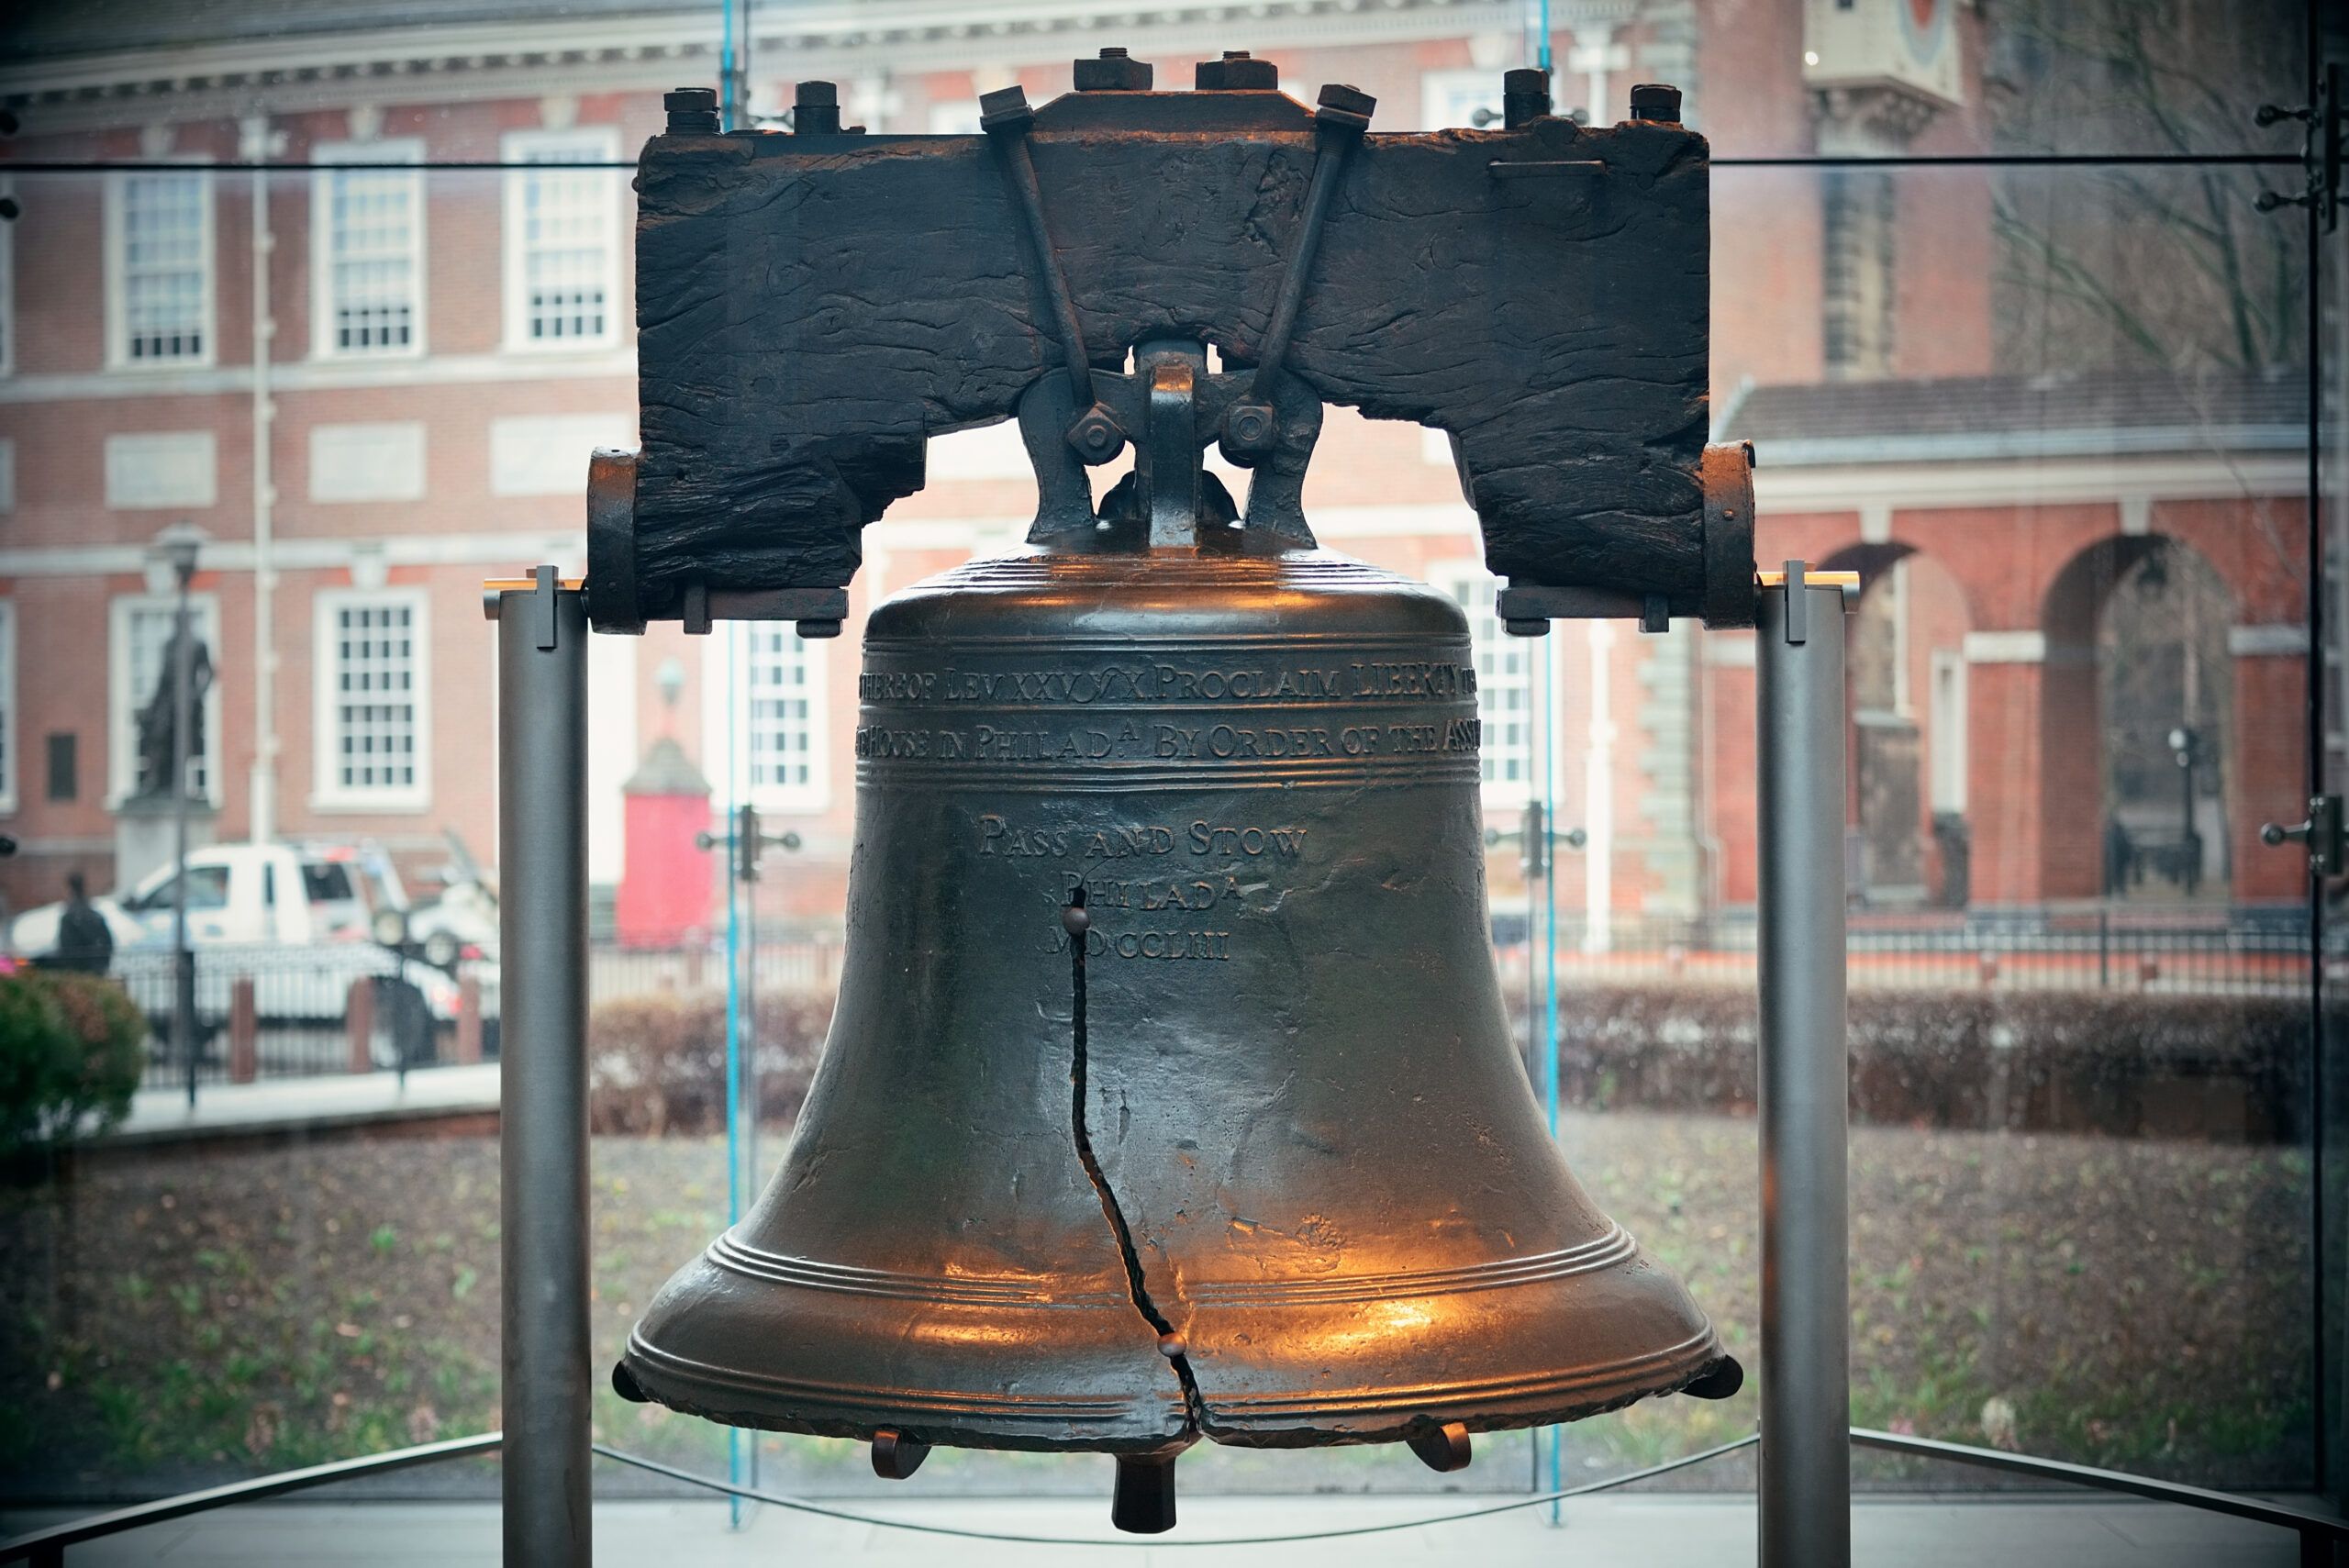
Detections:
[308, 793, 432, 816]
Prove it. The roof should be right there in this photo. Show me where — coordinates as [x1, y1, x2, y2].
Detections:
[3, 0, 695, 62]
[1715, 368, 2308, 465]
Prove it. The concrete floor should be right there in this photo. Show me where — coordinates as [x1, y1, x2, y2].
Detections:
[0, 1494, 2317, 1565]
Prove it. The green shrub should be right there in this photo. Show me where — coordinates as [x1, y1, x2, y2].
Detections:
[0, 969, 147, 1156]
[586, 991, 830, 1136]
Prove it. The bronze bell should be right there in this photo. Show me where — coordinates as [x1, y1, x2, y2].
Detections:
[616, 342, 1740, 1532]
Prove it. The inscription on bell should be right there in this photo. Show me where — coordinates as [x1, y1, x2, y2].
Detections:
[858, 659, 1476, 706]
[977, 815, 1310, 859]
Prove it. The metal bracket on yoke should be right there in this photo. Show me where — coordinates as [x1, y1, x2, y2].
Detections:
[481, 569, 584, 639]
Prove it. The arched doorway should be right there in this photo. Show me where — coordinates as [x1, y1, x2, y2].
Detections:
[1828, 543, 1975, 908]
[2041, 536, 2234, 904]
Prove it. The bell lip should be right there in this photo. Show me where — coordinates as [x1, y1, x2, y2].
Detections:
[1182, 1327, 1736, 1450]
[616, 1328, 1735, 1456]
[615, 1331, 1194, 1457]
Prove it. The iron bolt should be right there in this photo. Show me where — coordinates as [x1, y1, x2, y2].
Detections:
[1197, 51, 1280, 91]
[795, 80, 843, 135]
[1629, 83, 1683, 125]
[1062, 904, 1091, 937]
[979, 85, 1034, 135]
[1314, 82, 1376, 131]
[1074, 47, 1155, 91]
[663, 87, 719, 135]
[1220, 401, 1278, 462]
[1065, 403, 1127, 464]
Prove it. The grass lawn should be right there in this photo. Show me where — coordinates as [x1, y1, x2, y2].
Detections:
[0, 1111, 2313, 1502]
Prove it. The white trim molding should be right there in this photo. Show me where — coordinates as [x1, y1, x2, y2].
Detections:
[1753, 454, 2306, 513]
[310, 584, 432, 813]
[2229, 623, 2310, 658]
[1962, 630, 2046, 665]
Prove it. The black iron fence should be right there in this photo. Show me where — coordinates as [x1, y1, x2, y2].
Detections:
[101, 911, 2316, 1091]
[1493, 906, 2313, 999]
[106, 946, 491, 1088]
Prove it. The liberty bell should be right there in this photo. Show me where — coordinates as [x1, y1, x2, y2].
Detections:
[607, 61, 1751, 1535]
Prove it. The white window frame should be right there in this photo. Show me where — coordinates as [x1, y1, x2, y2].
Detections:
[0, 601, 17, 814]
[107, 592, 224, 806]
[1929, 648, 1968, 816]
[104, 164, 217, 370]
[700, 624, 830, 817]
[501, 128, 622, 354]
[1431, 560, 1555, 806]
[1419, 69, 1506, 130]
[310, 139, 427, 361]
[311, 586, 431, 812]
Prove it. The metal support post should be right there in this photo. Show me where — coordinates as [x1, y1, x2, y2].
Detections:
[493, 568, 592, 1567]
[1756, 562, 1851, 1568]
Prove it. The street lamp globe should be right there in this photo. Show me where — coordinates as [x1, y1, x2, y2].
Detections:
[151, 520, 206, 585]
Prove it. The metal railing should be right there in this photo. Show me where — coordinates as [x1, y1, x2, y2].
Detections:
[8, 1428, 2345, 1563]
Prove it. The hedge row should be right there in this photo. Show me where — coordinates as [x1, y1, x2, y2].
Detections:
[586, 985, 2318, 1143]
[1518, 987, 2315, 1142]
[586, 992, 830, 1136]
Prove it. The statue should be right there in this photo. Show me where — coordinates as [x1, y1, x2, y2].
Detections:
[131, 620, 213, 800]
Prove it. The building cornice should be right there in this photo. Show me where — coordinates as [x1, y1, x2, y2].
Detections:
[1, 0, 1544, 132]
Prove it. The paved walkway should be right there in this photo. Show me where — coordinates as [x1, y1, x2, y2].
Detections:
[101, 1062, 500, 1147]
[0, 1494, 2313, 1565]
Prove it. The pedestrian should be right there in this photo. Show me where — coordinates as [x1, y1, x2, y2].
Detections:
[54, 872, 115, 975]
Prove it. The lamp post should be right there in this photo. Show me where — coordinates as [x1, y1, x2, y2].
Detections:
[153, 522, 204, 1108]
[2168, 725, 2202, 896]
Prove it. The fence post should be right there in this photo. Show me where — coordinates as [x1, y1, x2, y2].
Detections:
[228, 978, 258, 1084]
[454, 974, 484, 1065]
[346, 977, 375, 1073]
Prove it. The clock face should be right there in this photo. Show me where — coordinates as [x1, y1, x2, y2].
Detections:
[1900, 0, 1952, 64]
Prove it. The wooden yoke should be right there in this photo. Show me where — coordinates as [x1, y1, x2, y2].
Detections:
[589, 61, 1753, 637]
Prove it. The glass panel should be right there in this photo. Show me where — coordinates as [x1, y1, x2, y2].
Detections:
[0, 18, 2323, 1532]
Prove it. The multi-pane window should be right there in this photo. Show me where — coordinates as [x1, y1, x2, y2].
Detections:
[504, 129, 619, 350]
[112, 172, 212, 365]
[745, 625, 822, 800]
[315, 592, 429, 808]
[109, 595, 221, 802]
[1441, 568, 1538, 794]
[315, 143, 423, 357]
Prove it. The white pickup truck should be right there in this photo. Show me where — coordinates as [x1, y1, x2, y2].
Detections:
[10, 843, 496, 1052]
[12, 842, 401, 954]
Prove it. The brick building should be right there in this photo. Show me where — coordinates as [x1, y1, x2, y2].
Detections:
[0, 0, 2306, 941]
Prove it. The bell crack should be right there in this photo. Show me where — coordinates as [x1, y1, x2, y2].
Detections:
[1062, 888, 1207, 1437]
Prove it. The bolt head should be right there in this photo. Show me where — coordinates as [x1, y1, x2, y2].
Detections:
[1074, 50, 1154, 91]
[1219, 401, 1278, 462]
[1062, 904, 1091, 937]
[1197, 53, 1279, 90]
[1065, 404, 1127, 464]
[1629, 82, 1683, 123]
[1314, 82, 1376, 129]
